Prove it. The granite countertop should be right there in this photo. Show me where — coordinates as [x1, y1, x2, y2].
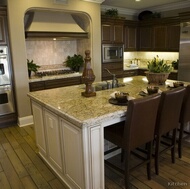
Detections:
[29, 72, 82, 83]
[124, 66, 178, 73]
[28, 76, 177, 128]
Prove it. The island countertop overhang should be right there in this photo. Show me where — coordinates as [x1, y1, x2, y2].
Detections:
[27, 76, 179, 128]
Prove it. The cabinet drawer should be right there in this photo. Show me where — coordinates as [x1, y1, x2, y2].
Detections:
[29, 81, 45, 91]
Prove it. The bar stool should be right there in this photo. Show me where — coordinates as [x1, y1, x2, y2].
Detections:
[104, 94, 161, 189]
[178, 85, 190, 158]
[154, 87, 185, 175]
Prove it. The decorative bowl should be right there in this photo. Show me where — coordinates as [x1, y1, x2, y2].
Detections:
[147, 86, 159, 95]
[115, 92, 129, 103]
[173, 82, 184, 88]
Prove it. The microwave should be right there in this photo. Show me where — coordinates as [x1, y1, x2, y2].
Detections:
[102, 44, 124, 63]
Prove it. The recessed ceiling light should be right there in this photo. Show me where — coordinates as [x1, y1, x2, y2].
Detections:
[136, 0, 141, 2]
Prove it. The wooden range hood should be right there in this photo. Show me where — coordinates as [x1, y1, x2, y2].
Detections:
[24, 10, 89, 40]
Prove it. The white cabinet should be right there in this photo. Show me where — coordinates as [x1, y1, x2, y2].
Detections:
[32, 102, 47, 157]
[60, 119, 85, 189]
[44, 109, 63, 172]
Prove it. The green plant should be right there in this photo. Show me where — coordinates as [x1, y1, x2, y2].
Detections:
[172, 59, 179, 70]
[147, 55, 173, 73]
[27, 59, 40, 73]
[105, 8, 118, 18]
[65, 54, 84, 71]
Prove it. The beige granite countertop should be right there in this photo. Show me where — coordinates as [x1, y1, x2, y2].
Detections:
[27, 76, 180, 128]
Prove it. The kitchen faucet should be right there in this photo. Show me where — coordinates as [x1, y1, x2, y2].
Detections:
[104, 68, 118, 88]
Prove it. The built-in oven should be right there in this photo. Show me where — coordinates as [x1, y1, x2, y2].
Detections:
[0, 46, 11, 86]
[102, 44, 124, 63]
[0, 85, 15, 115]
[0, 46, 15, 116]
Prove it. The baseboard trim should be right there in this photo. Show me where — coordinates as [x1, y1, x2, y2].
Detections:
[18, 115, 34, 127]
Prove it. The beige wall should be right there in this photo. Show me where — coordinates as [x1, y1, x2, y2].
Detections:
[7, 0, 102, 126]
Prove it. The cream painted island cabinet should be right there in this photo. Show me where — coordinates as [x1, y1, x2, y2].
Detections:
[28, 76, 178, 189]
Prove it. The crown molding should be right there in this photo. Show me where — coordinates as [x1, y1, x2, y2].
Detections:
[101, 5, 138, 16]
[101, 1, 190, 16]
[146, 1, 190, 12]
[81, 0, 105, 3]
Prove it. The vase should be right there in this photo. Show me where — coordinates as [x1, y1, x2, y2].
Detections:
[145, 71, 170, 85]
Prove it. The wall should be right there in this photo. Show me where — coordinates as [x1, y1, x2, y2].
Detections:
[7, 0, 101, 126]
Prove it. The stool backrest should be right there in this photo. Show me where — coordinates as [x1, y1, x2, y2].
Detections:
[155, 87, 185, 136]
[124, 94, 161, 151]
[180, 85, 190, 124]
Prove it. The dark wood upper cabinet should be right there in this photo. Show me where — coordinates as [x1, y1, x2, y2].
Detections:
[0, 8, 7, 45]
[138, 17, 180, 52]
[138, 26, 153, 51]
[101, 16, 125, 44]
[167, 25, 180, 51]
[124, 26, 137, 51]
[152, 25, 167, 51]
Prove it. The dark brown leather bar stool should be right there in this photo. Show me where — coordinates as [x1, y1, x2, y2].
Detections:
[154, 87, 185, 175]
[104, 94, 161, 189]
[178, 85, 190, 158]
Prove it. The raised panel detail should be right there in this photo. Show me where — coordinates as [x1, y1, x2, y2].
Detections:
[61, 119, 84, 189]
[44, 109, 63, 171]
[32, 102, 47, 156]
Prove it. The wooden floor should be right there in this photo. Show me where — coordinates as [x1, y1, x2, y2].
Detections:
[0, 124, 190, 189]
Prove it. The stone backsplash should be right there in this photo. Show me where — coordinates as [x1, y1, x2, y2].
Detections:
[25, 39, 89, 68]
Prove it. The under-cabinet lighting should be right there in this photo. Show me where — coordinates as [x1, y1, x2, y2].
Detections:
[53, 38, 57, 41]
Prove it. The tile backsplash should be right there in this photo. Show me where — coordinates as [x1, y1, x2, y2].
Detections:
[25, 40, 89, 70]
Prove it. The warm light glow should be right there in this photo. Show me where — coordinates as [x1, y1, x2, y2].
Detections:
[142, 77, 148, 82]
[123, 77, 133, 82]
[53, 38, 57, 41]
[136, 0, 141, 1]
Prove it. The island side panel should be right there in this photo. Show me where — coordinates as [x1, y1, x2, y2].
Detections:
[82, 124, 105, 189]
[31, 101, 47, 157]
[60, 119, 85, 189]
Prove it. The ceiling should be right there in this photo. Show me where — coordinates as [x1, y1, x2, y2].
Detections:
[101, 0, 190, 11]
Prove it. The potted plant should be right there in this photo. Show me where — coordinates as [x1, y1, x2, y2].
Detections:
[146, 55, 173, 85]
[27, 59, 40, 78]
[105, 8, 118, 18]
[65, 54, 84, 72]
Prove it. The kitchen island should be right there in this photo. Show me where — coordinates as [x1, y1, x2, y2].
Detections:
[27, 76, 181, 189]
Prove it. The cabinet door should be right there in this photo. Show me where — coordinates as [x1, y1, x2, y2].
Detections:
[44, 109, 63, 172]
[123, 70, 138, 77]
[31, 101, 47, 156]
[0, 16, 7, 45]
[102, 62, 123, 80]
[60, 119, 84, 189]
[153, 26, 167, 51]
[113, 24, 124, 44]
[101, 23, 112, 43]
[167, 25, 180, 51]
[124, 26, 137, 51]
[139, 27, 152, 51]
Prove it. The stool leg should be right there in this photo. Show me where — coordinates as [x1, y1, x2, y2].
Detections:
[171, 128, 177, 163]
[147, 141, 152, 180]
[125, 150, 131, 189]
[178, 123, 184, 158]
[155, 135, 161, 175]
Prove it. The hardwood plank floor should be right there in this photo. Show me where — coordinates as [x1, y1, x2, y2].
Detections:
[0, 124, 190, 189]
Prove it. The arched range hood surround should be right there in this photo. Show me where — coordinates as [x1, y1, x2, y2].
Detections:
[25, 10, 89, 40]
